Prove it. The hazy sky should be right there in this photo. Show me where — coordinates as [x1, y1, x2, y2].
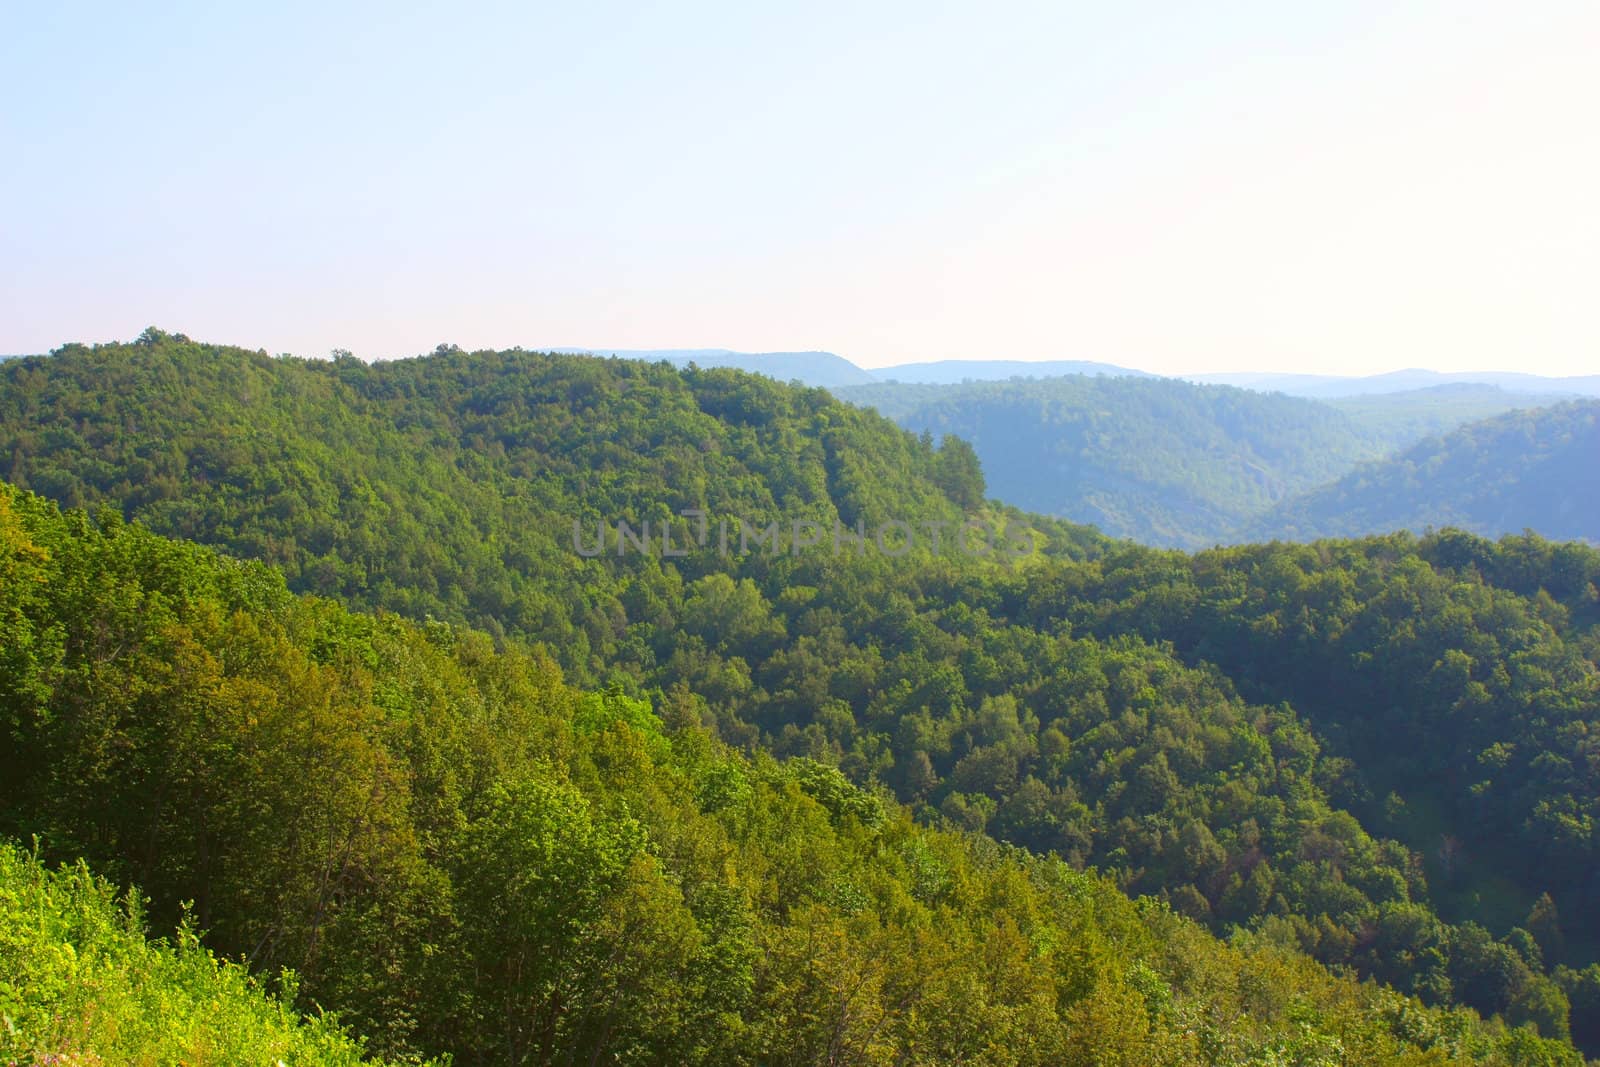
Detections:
[4, 2, 1597, 375]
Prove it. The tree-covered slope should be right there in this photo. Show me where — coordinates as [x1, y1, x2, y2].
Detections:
[836, 377, 1560, 550]
[7, 482, 1581, 1065]
[0, 338, 1458, 972]
[1325, 384, 1574, 451]
[4, 333, 1599, 1054]
[1023, 530, 1600, 1020]
[1246, 402, 1600, 544]
[836, 375, 1387, 548]
[0, 329, 1049, 678]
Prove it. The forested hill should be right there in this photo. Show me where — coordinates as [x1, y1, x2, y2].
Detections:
[5, 331, 1600, 1059]
[834, 376, 1566, 548]
[1246, 401, 1600, 544]
[835, 375, 1389, 548]
[8, 481, 1578, 1065]
[0, 329, 1071, 674]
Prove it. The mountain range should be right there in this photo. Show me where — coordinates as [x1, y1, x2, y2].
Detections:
[7, 335, 1589, 550]
[1245, 401, 1600, 544]
[836, 376, 1597, 548]
[12, 340, 1596, 397]
[549, 347, 878, 388]
[1190, 368, 1600, 399]
[549, 347, 1600, 397]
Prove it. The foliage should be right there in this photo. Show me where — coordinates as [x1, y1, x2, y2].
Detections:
[0, 481, 1586, 1064]
[1019, 529, 1600, 1036]
[2, 336, 1597, 1058]
[0, 840, 417, 1066]
[0, 336, 1091, 681]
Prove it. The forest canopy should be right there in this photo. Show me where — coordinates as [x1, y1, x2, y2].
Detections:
[2, 334, 1597, 1063]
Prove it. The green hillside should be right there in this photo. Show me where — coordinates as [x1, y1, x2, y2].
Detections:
[1, 330, 1055, 681]
[8, 481, 1582, 1064]
[4, 333, 1599, 1059]
[835, 376, 1382, 548]
[834, 377, 1556, 549]
[1246, 402, 1600, 544]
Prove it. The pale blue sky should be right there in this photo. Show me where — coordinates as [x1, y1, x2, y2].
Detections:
[4, 2, 1597, 375]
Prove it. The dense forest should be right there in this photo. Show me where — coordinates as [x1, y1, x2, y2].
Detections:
[3, 332, 1598, 1062]
[12, 481, 1587, 1064]
[1247, 403, 1600, 543]
[832, 377, 1564, 548]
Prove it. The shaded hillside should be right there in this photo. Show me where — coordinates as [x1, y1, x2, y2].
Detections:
[836, 375, 1384, 548]
[1247, 402, 1600, 543]
[1022, 527, 1600, 1052]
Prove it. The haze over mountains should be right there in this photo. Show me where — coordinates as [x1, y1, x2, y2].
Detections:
[538, 352, 1600, 548]
[838, 375, 1380, 548]
[864, 358, 1155, 384]
[550, 347, 877, 388]
[553, 346, 1600, 398]
[1190, 369, 1600, 399]
[836, 376, 1598, 548]
[1246, 402, 1600, 545]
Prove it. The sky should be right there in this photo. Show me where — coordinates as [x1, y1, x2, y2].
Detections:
[3, 1, 1598, 376]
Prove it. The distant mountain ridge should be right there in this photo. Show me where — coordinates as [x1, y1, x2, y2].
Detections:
[16, 334, 1594, 396]
[1245, 400, 1600, 543]
[836, 375, 1383, 548]
[868, 358, 1153, 384]
[1325, 383, 1577, 449]
[834, 376, 1582, 548]
[556, 346, 1600, 398]
[1190, 368, 1600, 398]
[546, 347, 877, 387]
[18, 332, 1589, 546]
